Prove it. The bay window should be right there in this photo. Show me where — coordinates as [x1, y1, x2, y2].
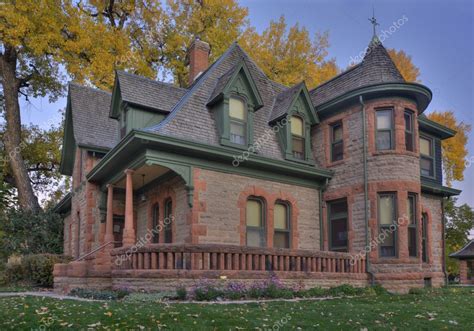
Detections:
[376, 109, 394, 151]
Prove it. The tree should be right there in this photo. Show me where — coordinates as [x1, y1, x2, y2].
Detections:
[240, 16, 338, 89]
[445, 198, 474, 277]
[427, 111, 471, 187]
[387, 48, 420, 82]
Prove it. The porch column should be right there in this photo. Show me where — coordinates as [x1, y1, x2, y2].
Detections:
[122, 169, 136, 246]
[104, 184, 115, 244]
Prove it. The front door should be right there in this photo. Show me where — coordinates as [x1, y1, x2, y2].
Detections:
[113, 216, 125, 248]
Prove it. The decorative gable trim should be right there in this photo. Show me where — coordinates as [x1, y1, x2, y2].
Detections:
[59, 91, 76, 176]
[207, 60, 264, 110]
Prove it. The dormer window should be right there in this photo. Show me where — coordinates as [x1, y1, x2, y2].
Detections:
[229, 97, 247, 145]
[291, 116, 305, 159]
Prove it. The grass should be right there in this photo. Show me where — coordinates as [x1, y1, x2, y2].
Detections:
[0, 287, 473, 330]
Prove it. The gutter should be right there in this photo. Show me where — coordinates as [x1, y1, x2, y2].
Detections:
[359, 95, 375, 286]
[319, 178, 329, 251]
[442, 198, 448, 285]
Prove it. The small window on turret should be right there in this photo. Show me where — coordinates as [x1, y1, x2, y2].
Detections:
[376, 109, 394, 151]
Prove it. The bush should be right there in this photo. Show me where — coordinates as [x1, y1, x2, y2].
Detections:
[408, 288, 427, 295]
[122, 292, 173, 303]
[329, 284, 360, 296]
[193, 285, 224, 301]
[176, 286, 187, 300]
[69, 288, 128, 300]
[4, 260, 26, 284]
[295, 287, 328, 298]
[22, 254, 72, 287]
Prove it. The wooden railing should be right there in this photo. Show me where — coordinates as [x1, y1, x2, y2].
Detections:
[111, 244, 365, 274]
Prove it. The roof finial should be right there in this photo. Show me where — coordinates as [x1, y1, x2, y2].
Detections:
[368, 6, 379, 39]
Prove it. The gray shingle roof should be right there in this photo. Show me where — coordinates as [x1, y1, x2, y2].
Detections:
[450, 240, 474, 259]
[310, 37, 404, 107]
[207, 62, 240, 104]
[69, 83, 119, 149]
[146, 43, 288, 160]
[269, 82, 305, 122]
[116, 71, 187, 112]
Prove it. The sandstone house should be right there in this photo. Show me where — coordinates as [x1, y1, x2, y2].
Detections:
[53, 35, 461, 293]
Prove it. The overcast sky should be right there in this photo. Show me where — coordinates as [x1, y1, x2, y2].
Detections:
[16, 0, 474, 231]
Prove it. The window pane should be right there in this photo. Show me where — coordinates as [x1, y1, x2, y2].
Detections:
[291, 116, 304, 136]
[379, 195, 394, 225]
[405, 132, 414, 151]
[332, 124, 343, 142]
[420, 137, 432, 156]
[330, 200, 347, 216]
[332, 141, 343, 162]
[292, 137, 304, 159]
[274, 204, 288, 230]
[404, 112, 413, 132]
[376, 110, 393, 130]
[152, 205, 159, 243]
[409, 227, 417, 257]
[229, 97, 246, 120]
[376, 131, 392, 150]
[421, 158, 434, 177]
[274, 232, 289, 249]
[331, 218, 348, 249]
[247, 228, 264, 247]
[407, 196, 416, 224]
[164, 200, 172, 243]
[230, 122, 246, 145]
[246, 200, 262, 227]
[422, 213, 428, 263]
[380, 230, 395, 257]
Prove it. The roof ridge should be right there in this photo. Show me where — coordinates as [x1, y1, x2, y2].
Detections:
[144, 42, 240, 132]
[116, 70, 187, 91]
[69, 82, 112, 95]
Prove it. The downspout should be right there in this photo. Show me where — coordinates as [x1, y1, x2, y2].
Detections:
[359, 95, 375, 286]
[442, 197, 448, 286]
[319, 178, 329, 251]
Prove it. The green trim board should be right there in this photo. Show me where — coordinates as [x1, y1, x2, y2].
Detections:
[59, 90, 76, 176]
[87, 130, 333, 192]
[316, 82, 432, 119]
[421, 181, 461, 197]
[418, 115, 456, 140]
[53, 193, 72, 215]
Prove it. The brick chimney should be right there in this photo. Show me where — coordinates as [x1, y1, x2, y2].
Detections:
[188, 38, 210, 85]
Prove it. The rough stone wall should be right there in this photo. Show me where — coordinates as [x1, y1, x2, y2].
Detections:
[62, 213, 72, 256]
[194, 168, 320, 250]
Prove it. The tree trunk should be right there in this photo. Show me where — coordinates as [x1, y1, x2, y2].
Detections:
[0, 46, 41, 212]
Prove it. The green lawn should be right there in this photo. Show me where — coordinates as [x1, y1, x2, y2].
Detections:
[0, 288, 473, 330]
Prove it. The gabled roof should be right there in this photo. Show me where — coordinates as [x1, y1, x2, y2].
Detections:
[418, 114, 457, 140]
[145, 43, 289, 160]
[68, 83, 119, 149]
[310, 37, 405, 107]
[112, 71, 186, 116]
[450, 240, 474, 259]
[60, 83, 119, 175]
[269, 81, 318, 124]
[207, 59, 264, 109]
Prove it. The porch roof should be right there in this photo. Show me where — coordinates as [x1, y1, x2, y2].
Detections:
[86, 129, 333, 191]
[450, 240, 474, 259]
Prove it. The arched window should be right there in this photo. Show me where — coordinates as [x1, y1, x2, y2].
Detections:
[164, 198, 173, 243]
[246, 198, 265, 247]
[274, 202, 290, 249]
[291, 116, 305, 159]
[229, 97, 247, 145]
[151, 203, 159, 243]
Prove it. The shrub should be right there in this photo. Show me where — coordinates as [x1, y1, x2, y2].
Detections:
[4, 260, 26, 284]
[295, 287, 328, 298]
[176, 286, 187, 300]
[408, 288, 426, 295]
[69, 288, 125, 300]
[329, 284, 360, 296]
[22, 254, 72, 287]
[193, 285, 223, 301]
[123, 292, 173, 303]
[370, 284, 389, 295]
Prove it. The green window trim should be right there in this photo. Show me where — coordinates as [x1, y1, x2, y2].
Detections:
[375, 108, 395, 151]
[408, 193, 417, 257]
[378, 192, 398, 258]
[273, 201, 291, 249]
[330, 121, 344, 162]
[152, 203, 159, 244]
[404, 109, 415, 152]
[246, 197, 266, 247]
[327, 198, 349, 252]
[420, 134, 435, 179]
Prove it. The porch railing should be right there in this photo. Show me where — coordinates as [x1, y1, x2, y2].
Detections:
[111, 244, 365, 274]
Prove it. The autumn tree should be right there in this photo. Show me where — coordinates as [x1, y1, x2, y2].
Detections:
[427, 111, 471, 187]
[240, 16, 338, 89]
[387, 48, 420, 82]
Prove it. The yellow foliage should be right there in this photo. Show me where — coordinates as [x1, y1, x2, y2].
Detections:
[240, 16, 338, 89]
[427, 111, 471, 186]
[387, 48, 420, 82]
